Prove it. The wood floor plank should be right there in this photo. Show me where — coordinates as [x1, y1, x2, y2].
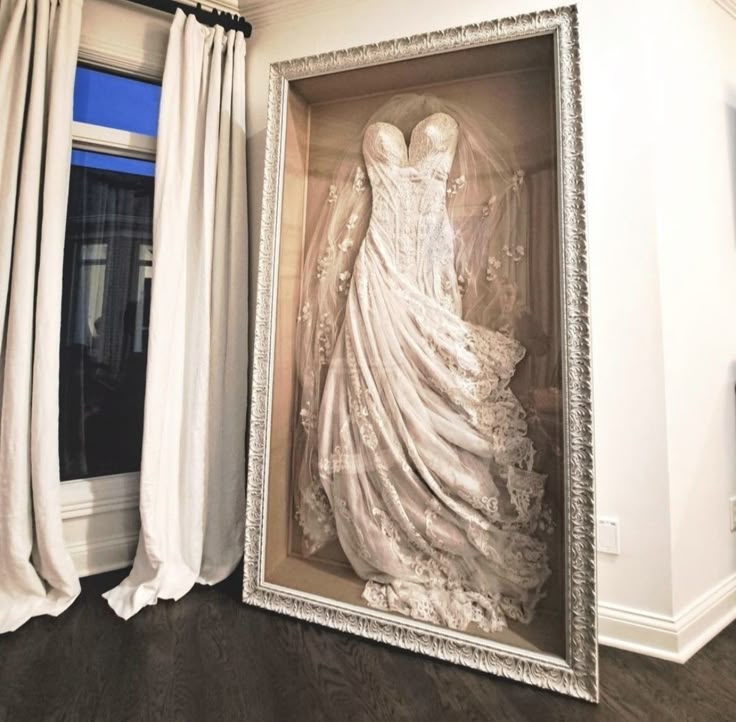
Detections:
[1, 569, 734, 721]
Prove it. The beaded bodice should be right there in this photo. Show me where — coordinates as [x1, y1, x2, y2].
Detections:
[361, 112, 459, 278]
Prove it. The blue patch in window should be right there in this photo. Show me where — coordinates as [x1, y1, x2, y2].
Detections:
[73, 67, 161, 136]
[71, 150, 155, 177]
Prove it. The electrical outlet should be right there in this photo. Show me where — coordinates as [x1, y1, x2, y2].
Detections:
[597, 518, 620, 555]
[730, 497, 736, 532]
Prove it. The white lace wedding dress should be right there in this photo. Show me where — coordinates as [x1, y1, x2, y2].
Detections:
[315, 112, 550, 633]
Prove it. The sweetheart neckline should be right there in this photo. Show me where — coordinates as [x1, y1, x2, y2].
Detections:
[364, 112, 458, 163]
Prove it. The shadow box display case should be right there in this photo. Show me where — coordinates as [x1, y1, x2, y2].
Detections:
[244, 5, 597, 701]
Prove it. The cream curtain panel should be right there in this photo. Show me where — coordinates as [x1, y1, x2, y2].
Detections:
[0, 0, 84, 633]
[104, 10, 249, 619]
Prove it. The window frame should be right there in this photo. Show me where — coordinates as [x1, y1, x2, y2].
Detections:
[61, 45, 163, 576]
[72, 120, 156, 161]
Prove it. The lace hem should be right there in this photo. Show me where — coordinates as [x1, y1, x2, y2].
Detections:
[362, 579, 541, 634]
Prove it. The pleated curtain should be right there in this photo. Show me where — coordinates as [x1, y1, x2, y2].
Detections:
[103, 10, 249, 618]
[0, 0, 84, 633]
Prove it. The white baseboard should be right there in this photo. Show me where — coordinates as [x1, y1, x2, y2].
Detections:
[61, 474, 140, 578]
[67, 532, 138, 578]
[599, 573, 736, 662]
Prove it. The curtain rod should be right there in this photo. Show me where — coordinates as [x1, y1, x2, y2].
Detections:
[125, 0, 252, 38]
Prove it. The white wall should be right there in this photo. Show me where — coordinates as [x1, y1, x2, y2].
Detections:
[80, 0, 169, 79]
[244, 0, 678, 620]
[653, 0, 736, 615]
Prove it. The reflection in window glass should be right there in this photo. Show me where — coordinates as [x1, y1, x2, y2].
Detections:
[73, 67, 161, 136]
[59, 157, 154, 480]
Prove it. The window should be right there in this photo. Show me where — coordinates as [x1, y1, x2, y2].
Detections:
[60, 67, 160, 481]
[73, 67, 160, 135]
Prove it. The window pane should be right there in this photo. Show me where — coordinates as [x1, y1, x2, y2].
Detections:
[71, 149, 155, 177]
[73, 67, 161, 136]
[60, 158, 154, 481]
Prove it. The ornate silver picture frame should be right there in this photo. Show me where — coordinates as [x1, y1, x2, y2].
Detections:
[244, 5, 596, 702]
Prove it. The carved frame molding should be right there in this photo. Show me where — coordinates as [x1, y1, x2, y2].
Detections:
[244, 4, 597, 702]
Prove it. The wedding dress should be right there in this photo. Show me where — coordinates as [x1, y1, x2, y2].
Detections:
[305, 110, 551, 633]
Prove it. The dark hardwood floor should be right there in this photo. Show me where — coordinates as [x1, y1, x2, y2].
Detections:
[1, 569, 734, 721]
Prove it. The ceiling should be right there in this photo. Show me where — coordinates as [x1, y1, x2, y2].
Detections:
[235, 0, 736, 31]
[241, 0, 358, 28]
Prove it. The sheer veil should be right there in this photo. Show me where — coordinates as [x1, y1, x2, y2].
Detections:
[292, 93, 532, 554]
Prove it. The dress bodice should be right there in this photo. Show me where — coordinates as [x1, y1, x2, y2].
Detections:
[362, 111, 459, 180]
[361, 112, 459, 283]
